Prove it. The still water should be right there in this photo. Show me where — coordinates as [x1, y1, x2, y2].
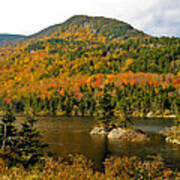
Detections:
[19, 116, 180, 170]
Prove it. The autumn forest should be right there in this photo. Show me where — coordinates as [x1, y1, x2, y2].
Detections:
[0, 15, 179, 117]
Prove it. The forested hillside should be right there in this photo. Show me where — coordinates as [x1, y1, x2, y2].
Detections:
[0, 15, 179, 116]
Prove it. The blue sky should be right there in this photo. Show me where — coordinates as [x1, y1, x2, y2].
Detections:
[0, 0, 179, 37]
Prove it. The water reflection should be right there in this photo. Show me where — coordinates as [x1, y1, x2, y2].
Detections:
[90, 135, 107, 169]
[108, 133, 180, 171]
[35, 116, 107, 170]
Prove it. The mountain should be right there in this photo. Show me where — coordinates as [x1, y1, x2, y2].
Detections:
[22, 15, 179, 74]
[30, 15, 147, 40]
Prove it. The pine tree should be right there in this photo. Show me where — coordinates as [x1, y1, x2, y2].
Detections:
[0, 106, 19, 166]
[0, 106, 18, 150]
[15, 112, 47, 168]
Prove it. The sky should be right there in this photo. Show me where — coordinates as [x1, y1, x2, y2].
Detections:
[0, 0, 179, 37]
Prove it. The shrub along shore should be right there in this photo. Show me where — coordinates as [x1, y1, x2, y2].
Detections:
[0, 154, 180, 179]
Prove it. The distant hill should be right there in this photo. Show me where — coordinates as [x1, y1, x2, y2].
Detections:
[0, 34, 26, 46]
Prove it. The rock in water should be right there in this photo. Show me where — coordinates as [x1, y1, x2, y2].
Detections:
[166, 137, 180, 145]
[90, 127, 108, 135]
[107, 128, 126, 139]
[108, 128, 149, 142]
[147, 111, 153, 117]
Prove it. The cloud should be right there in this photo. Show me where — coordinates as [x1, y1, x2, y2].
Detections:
[136, 0, 180, 36]
[84, 0, 180, 37]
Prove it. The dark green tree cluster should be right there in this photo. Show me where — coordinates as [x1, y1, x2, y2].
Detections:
[0, 107, 47, 168]
[1, 82, 178, 118]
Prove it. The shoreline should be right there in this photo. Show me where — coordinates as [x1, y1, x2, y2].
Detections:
[0, 111, 177, 119]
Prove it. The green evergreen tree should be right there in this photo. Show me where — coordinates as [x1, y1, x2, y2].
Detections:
[0, 106, 19, 166]
[15, 112, 47, 168]
[0, 106, 18, 150]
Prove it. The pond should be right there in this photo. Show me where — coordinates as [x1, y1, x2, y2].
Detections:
[18, 116, 180, 171]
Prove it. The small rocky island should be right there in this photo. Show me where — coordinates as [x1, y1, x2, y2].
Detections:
[90, 126, 149, 142]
